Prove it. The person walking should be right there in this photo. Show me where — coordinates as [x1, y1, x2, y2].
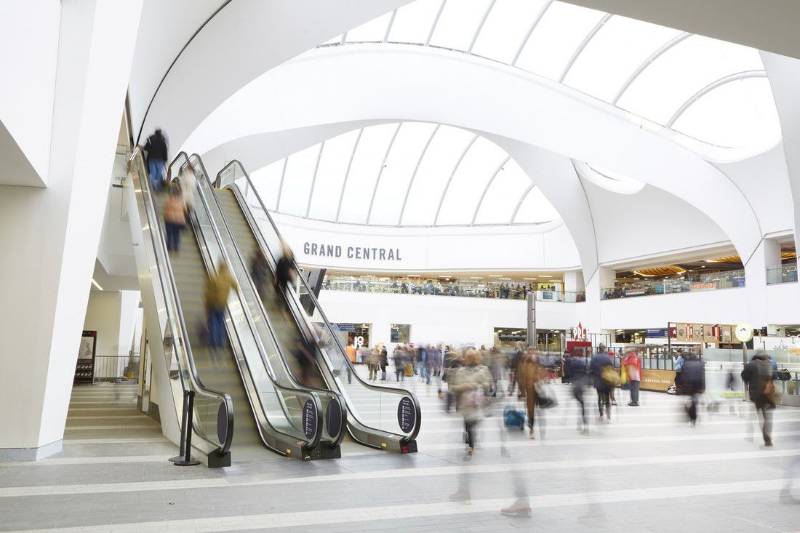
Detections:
[144, 128, 168, 191]
[177, 165, 196, 213]
[681, 354, 706, 426]
[163, 183, 186, 252]
[204, 263, 238, 351]
[274, 241, 297, 294]
[741, 352, 776, 447]
[518, 349, 541, 439]
[452, 350, 492, 458]
[380, 344, 388, 381]
[249, 249, 269, 299]
[393, 346, 406, 382]
[566, 352, 590, 433]
[623, 350, 642, 406]
[590, 344, 615, 422]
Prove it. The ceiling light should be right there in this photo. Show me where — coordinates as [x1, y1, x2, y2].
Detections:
[470, 276, 482, 279]
[539, 275, 553, 278]
[91, 278, 103, 291]
[489, 274, 502, 278]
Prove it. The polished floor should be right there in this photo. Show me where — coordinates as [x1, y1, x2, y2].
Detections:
[1, 372, 799, 532]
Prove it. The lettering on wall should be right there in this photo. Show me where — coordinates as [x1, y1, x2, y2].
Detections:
[302, 242, 403, 262]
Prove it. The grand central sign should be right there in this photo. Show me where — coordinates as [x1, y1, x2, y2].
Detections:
[302, 242, 403, 262]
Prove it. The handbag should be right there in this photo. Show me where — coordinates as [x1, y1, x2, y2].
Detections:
[601, 366, 621, 387]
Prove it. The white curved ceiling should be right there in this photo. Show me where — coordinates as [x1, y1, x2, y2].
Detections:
[252, 122, 560, 227]
[322, 0, 781, 156]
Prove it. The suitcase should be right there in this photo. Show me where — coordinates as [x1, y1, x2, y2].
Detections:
[503, 406, 526, 430]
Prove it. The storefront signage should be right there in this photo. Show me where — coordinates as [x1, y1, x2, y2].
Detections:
[397, 397, 416, 434]
[641, 369, 677, 392]
[303, 242, 402, 262]
[646, 329, 667, 338]
[302, 399, 317, 440]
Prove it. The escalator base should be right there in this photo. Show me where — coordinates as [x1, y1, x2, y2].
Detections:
[208, 451, 232, 468]
[306, 445, 341, 461]
[401, 440, 418, 454]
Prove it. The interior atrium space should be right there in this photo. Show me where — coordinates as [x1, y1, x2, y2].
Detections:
[2, 1, 800, 532]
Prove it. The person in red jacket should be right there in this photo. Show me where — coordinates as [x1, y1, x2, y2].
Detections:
[623, 351, 642, 406]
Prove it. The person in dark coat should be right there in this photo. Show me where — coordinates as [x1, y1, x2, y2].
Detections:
[566, 353, 589, 433]
[144, 128, 168, 191]
[681, 355, 706, 426]
[249, 250, 269, 299]
[741, 352, 775, 446]
[590, 344, 614, 422]
[274, 241, 297, 294]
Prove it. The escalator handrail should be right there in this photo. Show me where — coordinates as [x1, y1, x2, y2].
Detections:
[217, 160, 422, 444]
[131, 148, 234, 456]
[190, 156, 347, 447]
[172, 152, 325, 452]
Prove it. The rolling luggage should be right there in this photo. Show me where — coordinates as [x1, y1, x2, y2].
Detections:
[503, 406, 525, 430]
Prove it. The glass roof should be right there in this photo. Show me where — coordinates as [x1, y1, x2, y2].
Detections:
[321, 0, 780, 155]
[251, 122, 561, 228]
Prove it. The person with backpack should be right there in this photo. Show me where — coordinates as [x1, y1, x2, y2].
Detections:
[144, 128, 168, 191]
[741, 352, 776, 446]
[682, 354, 706, 426]
[590, 344, 615, 422]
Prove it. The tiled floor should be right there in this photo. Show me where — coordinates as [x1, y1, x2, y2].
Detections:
[1, 374, 799, 532]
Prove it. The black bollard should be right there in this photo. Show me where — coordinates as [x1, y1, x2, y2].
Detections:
[174, 390, 200, 466]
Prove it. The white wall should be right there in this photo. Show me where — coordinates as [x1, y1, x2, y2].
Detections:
[317, 290, 577, 348]
[274, 212, 581, 272]
[0, 0, 143, 454]
[0, 0, 59, 186]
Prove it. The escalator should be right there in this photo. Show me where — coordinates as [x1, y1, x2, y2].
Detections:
[127, 148, 345, 464]
[214, 161, 421, 453]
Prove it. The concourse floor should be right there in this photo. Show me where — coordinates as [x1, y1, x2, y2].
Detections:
[1, 373, 799, 532]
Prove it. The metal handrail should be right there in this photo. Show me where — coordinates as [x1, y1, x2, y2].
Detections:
[130, 148, 234, 455]
[217, 160, 422, 445]
[193, 157, 347, 447]
[171, 152, 327, 452]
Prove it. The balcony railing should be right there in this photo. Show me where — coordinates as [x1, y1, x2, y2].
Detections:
[766, 263, 798, 285]
[322, 277, 585, 303]
[602, 269, 745, 300]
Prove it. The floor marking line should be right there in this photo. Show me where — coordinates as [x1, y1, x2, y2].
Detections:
[14, 478, 791, 532]
[1, 447, 795, 497]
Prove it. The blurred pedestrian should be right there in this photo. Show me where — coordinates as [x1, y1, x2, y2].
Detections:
[144, 128, 168, 191]
[518, 349, 541, 439]
[452, 349, 492, 458]
[380, 344, 388, 381]
[274, 240, 297, 294]
[623, 350, 642, 406]
[249, 249, 269, 299]
[741, 352, 776, 446]
[178, 165, 196, 213]
[682, 354, 706, 426]
[590, 344, 615, 422]
[393, 345, 406, 382]
[204, 263, 238, 350]
[163, 183, 186, 252]
[507, 342, 523, 397]
[566, 352, 589, 433]
[367, 347, 379, 380]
